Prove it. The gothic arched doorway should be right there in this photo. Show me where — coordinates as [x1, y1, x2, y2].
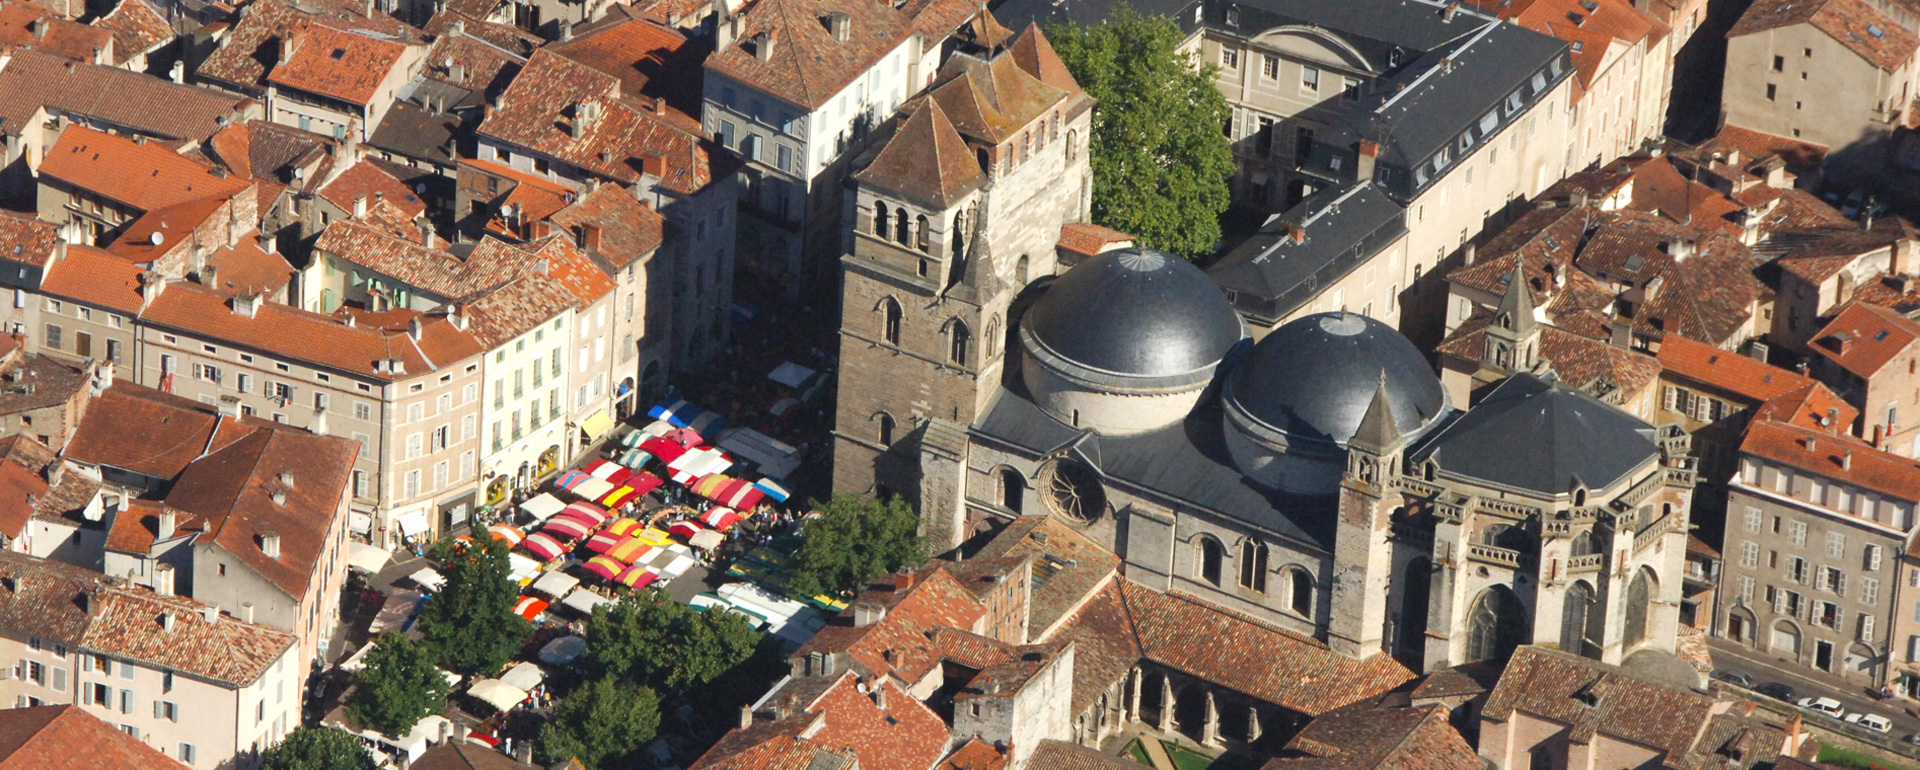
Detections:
[1560, 580, 1601, 659]
[1465, 585, 1524, 663]
[1624, 567, 1656, 650]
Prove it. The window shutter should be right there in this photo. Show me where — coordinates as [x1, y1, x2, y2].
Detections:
[1773, 589, 1786, 614]
[1862, 613, 1876, 641]
[1868, 545, 1883, 571]
[1817, 567, 1830, 591]
[1664, 386, 1677, 411]
[1837, 572, 1848, 596]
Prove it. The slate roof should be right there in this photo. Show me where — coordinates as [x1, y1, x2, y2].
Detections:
[1729, 0, 1918, 71]
[1742, 418, 1920, 502]
[1227, 312, 1446, 449]
[1261, 697, 1480, 770]
[853, 98, 984, 210]
[1413, 373, 1659, 495]
[93, 0, 172, 67]
[1807, 301, 1920, 378]
[0, 551, 296, 686]
[0, 50, 252, 145]
[0, 705, 178, 768]
[368, 102, 461, 165]
[1208, 182, 1409, 321]
[1026, 248, 1244, 383]
[41, 126, 247, 212]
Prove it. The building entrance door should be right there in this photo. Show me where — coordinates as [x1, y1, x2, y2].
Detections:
[1816, 639, 1835, 671]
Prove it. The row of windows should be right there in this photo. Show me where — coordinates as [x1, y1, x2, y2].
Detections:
[1194, 536, 1314, 616]
[1741, 461, 1917, 526]
[399, 452, 475, 500]
[1767, 584, 1876, 639]
[874, 298, 997, 367]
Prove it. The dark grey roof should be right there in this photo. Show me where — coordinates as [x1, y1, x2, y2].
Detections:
[990, 0, 1191, 30]
[1207, 182, 1407, 324]
[972, 386, 1337, 548]
[1223, 312, 1445, 449]
[990, 0, 1482, 59]
[1025, 248, 1246, 382]
[1411, 374, 1659, 496]
[367, 101, 462, 165]
[1304, 22, 1571, 201]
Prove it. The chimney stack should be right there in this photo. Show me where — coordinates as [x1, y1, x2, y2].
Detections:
[827, 12, 851, 42]
[153, 563, 175, 597]
[738, 705, 754, 729]
[157, 510, 176, 541]
[261, 532, 281, 558]
[1843, 450, 1853, 470]
[1288, 223, 1306, 244]
[1355, 139, 1379, 182]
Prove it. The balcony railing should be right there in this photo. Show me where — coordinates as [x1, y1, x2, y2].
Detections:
[1568, 553, 1604, 573]
[1468, 543, 1525, 569]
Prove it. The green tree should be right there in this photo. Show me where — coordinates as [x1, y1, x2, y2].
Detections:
[345, 633, 450, 738]
[786, 494, 927, 599]
[1047, 6, 1235, 257]
[583, 591, 760, 691]
[417, 535, 530, 676]
[535, 676, 661, 770]
[261, 727, 379, 770]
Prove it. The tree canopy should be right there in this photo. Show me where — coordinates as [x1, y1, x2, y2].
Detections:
[583, 591, 761, 691]
[1047, 6, 1235, 258]
[786, 494, 927, 598]
[535, 675, 661, 770]
[417, 535, 530, 676]
[261, 727, 379, 770]
[345, 633, 449, 738]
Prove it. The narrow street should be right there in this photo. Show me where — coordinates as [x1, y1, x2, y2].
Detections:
[1707, 637, 1920, 748]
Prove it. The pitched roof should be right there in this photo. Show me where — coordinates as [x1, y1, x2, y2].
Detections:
[1483, 646, 1738, 770]
[198, 0, 420, 93]
[705, 0, 912, 109]
[966, 515, 1120, 636]
[1742, 418, 1920, 502]
[36, 244, 144, 314]
[0, 211, 59, 273]
[795, 566, 988, 684]
[266, 21, 414, 105]
[1262, 698, 1481, 770]
[689, 712, 853, 770]
[547, 16, 707, 124]
[546, 184, 665, 271]
[423, 11, 541, 58]
[0, 353, 88, 417]
[1415, 373, 1660, 495]
[0, 705, 179, 769]
[163, 425, 357, 599]
[853, 98, 985, 209]
[0, 551, 296, 686]
[1056, 223, 1133, 258]
[459, 260, 589, 348]
[1468, 0, 1663, 91]
[1023, 741, 1135, 770]
[1007, 23, 1079, 93]
[0, 50, 254, 147]
[93, 0, 172, 66]
[1807, 300, 1920, 378]
[40, 126, 248, 212]
[928, 51, 1068, 144]
[412, 743, 537, 770]
[318, 159, 427, 220]
[1750, 380, 1859, 430]
[1657, 334, 1814, 401]
[0, 1, 112, 62]
[64, 383, 247, 479]
[1729, 0, 1918, 71]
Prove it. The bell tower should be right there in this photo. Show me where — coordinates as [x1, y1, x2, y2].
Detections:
[1329, 375, 1408, 658]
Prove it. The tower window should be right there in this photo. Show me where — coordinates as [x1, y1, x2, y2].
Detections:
[1287, 568, 1313, 615]
[948, 321, 971, 366]
[1198, 537, 1224, 586]
[1238, 540, 1268, 592]
[881, 299, 902, 345]
[877, 413, 895, 446]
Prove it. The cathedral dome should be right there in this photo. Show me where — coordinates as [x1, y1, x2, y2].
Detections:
[1224, 312, 1447, 449]
[1023, 248, 1245, 386]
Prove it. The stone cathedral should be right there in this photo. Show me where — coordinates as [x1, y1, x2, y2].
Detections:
[831, 22, 1695, 673]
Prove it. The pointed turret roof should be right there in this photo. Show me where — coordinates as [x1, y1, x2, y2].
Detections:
[1349, 371, 1403, 451]
[1008, 23, 1080, 94]
[853, 98, 986, 210]
[1492, 263, 1538, 339]
[966, 6, 1015, 50]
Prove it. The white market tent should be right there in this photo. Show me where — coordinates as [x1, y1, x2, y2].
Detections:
[500, 661, 544, 692]
[767, 362, 816, 388]
[529, 570, 580, 599]
[407, 568, 444, 592]
[520, 494, 566, 522]
[560, 589, 611, 616]
[574, 477, 616, 500]
[538, 635, 587, 665]
[466, 679, 527, 713]
[346, 542, 390, 573]
[508, 553, 542, 584]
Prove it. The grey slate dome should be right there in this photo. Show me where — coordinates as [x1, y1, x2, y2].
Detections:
[1023, 248, 1245, 383]
[1414, 374, 1659, 495]
[1225, 312, 1446, 448]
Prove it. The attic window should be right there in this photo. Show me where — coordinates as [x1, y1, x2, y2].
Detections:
[1870, 24, 1886, 38]
[330, 48, 346, 59]
[1876, 330, 1891, 341]
[1570, 40, 1584, 52]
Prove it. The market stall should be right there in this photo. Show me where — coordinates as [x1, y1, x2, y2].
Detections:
[529, 570, 580, 599]
[519, 533, 568, 561]
[520, 493, 566, 521]
[347, 542, 390, 574]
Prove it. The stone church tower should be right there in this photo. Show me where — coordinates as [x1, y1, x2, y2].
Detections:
[831, 19, 1093, 539]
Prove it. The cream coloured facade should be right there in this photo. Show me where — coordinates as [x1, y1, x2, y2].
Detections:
[478, 311, 575, 505]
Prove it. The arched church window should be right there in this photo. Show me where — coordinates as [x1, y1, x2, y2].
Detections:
[1039, 457, 1104, 524]
[948, 320, 970, 366]
[1066, 130, 1078, 161]
[1000, 468, 1024, 513]
[874, 203, 889, 237]
[952, 212, 967, 260]
[881, 298, 902, 345]
[1561, 580, 1600, 659]
[1465, 586, 1524, 662]
[916, 215, 930, 253]
[1051, 113, 1060, 144]
[1625, 567, 1657, 649]
[877, 412, 895, 446]
[1197, 537, 1224, 586]
[1238, 541, 1268, 592]
[985, 316, 1001, 358]
[894, 206, 911, 244]
[1286, 567, 1312, 615]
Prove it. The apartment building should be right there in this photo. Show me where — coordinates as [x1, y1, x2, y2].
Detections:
[1718, 419, 1916, 690]
[1806, 302, 1920, 456]
[466, 260, 577, 506]
[1654, 335, 1850, 482]
[546, 184, 666, 410]
[0, 551, 302, 768]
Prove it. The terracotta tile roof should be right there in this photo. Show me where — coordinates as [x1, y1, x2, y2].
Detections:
[795, 566, 988, 684]
[0, 353, 87, 416]
[1678, 709, 1790, 770]
[65, 382, 257, 480]
[0, 705, 179, 769]
[1469, 0, 1663, 90]
[313, 220, 510, 299]
[0, 211, 60, 270]
[0, 459, 47, 539]
[1408, 662, 1502, 700]
[928, 52, 1068, 144]
[1730, 0, 1918, 71]
[734, 673, 950, 770]
[938, 738, 1008, 770]
[480, 50, 717, 194]
[31, 463, 99, 526]
[854, 98, 985, 210]
[0, 50, 253, 144]
[1263, 698, 1481, 770]
[0, 435, 55, 473]
[0, 1, 110, 61]
[459, 263, 587, 348]
[1538, 326, 1661, 395]
[689, 713, 854, 770]
[902, 0, 980, 40]
[205, 119, 336, 184]
[266, 21, 414, 105]
[104, 500, 202, 554]
[706, 0, 911, 109]
[547, 16, 707, 126]
[93, 0, 172, 66]
[37, 244, 144, 314]
[41, 126, 247, 211]
[412, 744, 537, 770]
[1750, 380, 1859, 430]
[546, 184, 665, 271]
[1749, 418, 1920, 501]
[1635, 230, 1764, 346]
[138, 279, 484, 378]
[1448, 206, 1588, 300]
[1852, 271, 1920, 312]
[1807, 300, 1920, 377]
[965, 515, 1119, 637]
[423, 12, 540, 58]
[1007, 23, 1078, 93]
[318, 159, 426, 220]
[1699, 124, 1830, 171]
[1765, 189, 1853, 232]
[0, 551, 296, 685]
[164, 425, 356, 599]
[1046, 575, 1141, 714]
[522, 236, 616, 305]
[198, 0, 420, 93]
[927, 627, 1014, 669]
[416, 23, 527, 98]
[1023, 741, 1135, 770]
[1484, 646, 1721, 769]
[1056, 223, 1133, 258]
[1657, 334, 1815, 401]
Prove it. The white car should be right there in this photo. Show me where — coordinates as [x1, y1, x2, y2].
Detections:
[1798, 696, 1846, 718]
[1846, 713, 1893, 733]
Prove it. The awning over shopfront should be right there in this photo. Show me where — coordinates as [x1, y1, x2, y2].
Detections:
[580, 411, 616, 440]
[347, 542, 390, 573]
[349, 512, 373, 535]
[396, 510, 430, 537]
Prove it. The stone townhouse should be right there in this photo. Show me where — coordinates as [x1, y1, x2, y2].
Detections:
[252, 20, 424, 143]
[831, 20, 1093, 500]
[1209, 18, 1580, 339]
[64, 381, 359, 676]
[546, 184, 666, 410]
[701, 0, 982, 297]
[1654, 334, 1852, 486]
[0, 551, 302, 768]
[93, 0, 176, 75]
[0, 705, 182, 768]
[460, 244, 589, 505]
[1724, 0, 1920, 182]
[1806, 301, 1920, 456]
[33, 125, 249, 247]
[0, 338, 101, 451]
[1718, 418, 1919, 690]
[1762, 220, 1917, 352]
[469, 36, 736, 376]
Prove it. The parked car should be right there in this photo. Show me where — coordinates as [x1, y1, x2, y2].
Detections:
[1798, 696, 1846, 718]
[1846, 713, 1893, 734]
[1756, 682, 1795, 701]
[1903, 732, 1920, 746]
[1711, 669, 1755, 688]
